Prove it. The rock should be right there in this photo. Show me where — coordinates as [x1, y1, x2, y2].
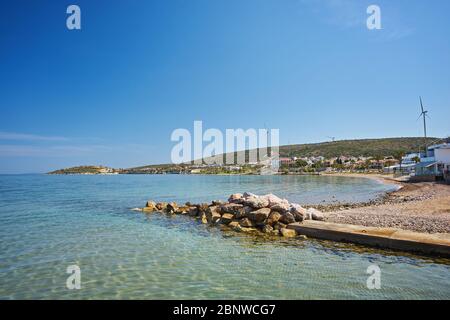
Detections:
[221, 213, 234, 224]
[307, 208, 325, 221]
[220, 203, 244, 216]
[197, 203, 210, 213]
[290, 203, 307, 222]
[175, 206, 190, 214]
[239, 217, 256, 227]
[188, 206, 199, 217]
[146, 201, 157, 211]
[211, 200, 224, 206]
[244, 195, 270, 209]
[279, 212, 295, 224]
[200, 213, 208, 224]
[243, 192, 257, 198]
[185, 201, 192, 207]
[166, 202, 178, 213]
[248, 208, 271, 222]
[228, 220, 240, 228]
[261, 225, 274, 234]
[228, 193, 244, 204]
[235, 206, 252, 219]
[142, 206, 156, 212]
[273, 222, 287, 230]
[156, 202, 168, 211]
[270, 201, 290, 213]
[241, 227, 257, 233]
[298, 235, 308, 240]
[280, 228, 297, 238]
[131, 207, 143, 212]
[266, 211, 282, 225]
[206, 206, 222, 223]
[263, 194, 286, 206]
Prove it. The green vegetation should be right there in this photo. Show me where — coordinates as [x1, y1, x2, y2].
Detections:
[280, 137, 437, 158]
[48, 166, 115, 174]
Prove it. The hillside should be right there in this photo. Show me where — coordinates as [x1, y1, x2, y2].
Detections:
[279, 137, 441, 158]
[48, 165, 117, 175]
[129, 137, 443, 171]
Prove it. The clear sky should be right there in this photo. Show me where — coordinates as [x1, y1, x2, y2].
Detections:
[0, 0, 449, 173]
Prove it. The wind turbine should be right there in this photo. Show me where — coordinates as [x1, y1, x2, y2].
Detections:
[417, 96, 430, 154]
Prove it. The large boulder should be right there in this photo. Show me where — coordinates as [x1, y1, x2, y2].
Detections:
[146, 201, 157, 210]
[280, 228, 297, 238]
[244, 196, 270, 209]
[270, 201, 290, 214]
[188, 206, 199, 217]
[206, 206, 222, 223]
[279, 212, 295, 224]
[166, 202, 178, 214]
[262, 194, 285, 206]
[233, 205, 252, 219]
[228, 193, 244, 204]
[266, 211, 282, 225]
[220, 203, 245, 216]
[142, 206, 155, 213]
[197, 203, 210, 213]
[156, 202, 168, 211]
[247, 208, 271, 222]
[243, 192, 257, 198]
[221, 213, 234, 224]
[175, 206, 190, 214]
[290, 203, 307, 222]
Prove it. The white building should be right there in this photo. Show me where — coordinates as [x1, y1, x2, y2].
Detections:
[414, 143, 450, 182]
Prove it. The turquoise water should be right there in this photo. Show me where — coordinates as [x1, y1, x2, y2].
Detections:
[0, 174, 449, 299]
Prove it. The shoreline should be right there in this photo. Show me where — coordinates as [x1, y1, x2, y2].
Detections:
[320, 173, 450, 234]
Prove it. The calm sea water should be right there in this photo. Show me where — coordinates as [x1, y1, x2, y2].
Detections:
[0, 174, 449, 299]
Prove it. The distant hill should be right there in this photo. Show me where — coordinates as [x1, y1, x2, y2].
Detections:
[48, 165, 116, 174]
[180, 137, 440, 165]
[128, 137, 443, 171]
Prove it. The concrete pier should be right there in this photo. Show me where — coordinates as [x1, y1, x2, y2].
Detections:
[288, 220, 450, 257]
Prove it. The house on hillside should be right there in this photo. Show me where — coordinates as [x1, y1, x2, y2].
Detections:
[279, 157, 295, 166]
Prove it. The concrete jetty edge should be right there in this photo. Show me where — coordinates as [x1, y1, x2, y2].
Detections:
[287, 220, 450, 257]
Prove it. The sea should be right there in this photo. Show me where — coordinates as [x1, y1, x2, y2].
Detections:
[0, 174, 449, 299]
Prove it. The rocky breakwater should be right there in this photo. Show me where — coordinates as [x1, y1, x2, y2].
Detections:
[134, 193, 326, 238]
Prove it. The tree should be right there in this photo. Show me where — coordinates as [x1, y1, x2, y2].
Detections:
[295, 159, 308, 167]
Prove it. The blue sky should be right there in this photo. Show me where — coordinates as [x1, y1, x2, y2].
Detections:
[0, 0, 449, 173]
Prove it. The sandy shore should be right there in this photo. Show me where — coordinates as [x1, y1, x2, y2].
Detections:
[320, 173, 450, 234]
